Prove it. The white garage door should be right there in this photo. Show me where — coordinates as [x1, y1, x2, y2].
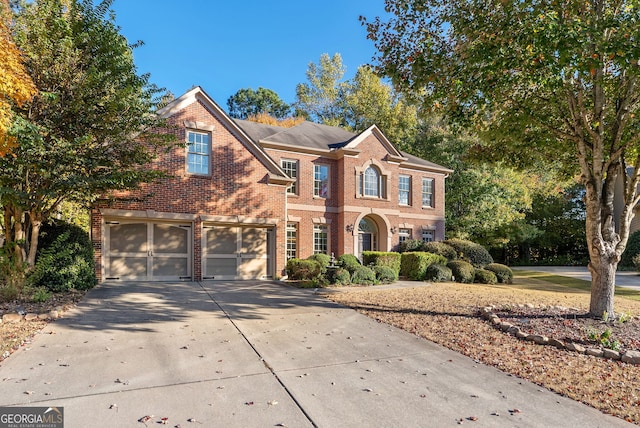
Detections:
[104, 221, 192, 281]
[203, 225, 272, 280]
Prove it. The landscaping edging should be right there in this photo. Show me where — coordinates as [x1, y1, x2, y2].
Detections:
[479, 306, 640, 365]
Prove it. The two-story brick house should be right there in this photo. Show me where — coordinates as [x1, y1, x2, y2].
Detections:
[91, 86, 452, 282]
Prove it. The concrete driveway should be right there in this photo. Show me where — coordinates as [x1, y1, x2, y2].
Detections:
[516, 266, 640, 290]
[0, 281, 631, 427]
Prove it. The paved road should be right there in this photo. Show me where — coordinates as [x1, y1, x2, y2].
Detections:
[516, 266, 640, 290]
[0, 281, 632, 427]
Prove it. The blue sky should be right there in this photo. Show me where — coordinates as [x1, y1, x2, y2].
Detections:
[110, 1, 389, 110]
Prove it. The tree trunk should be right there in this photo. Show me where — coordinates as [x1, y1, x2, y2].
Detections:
[26, 211, 42, 269]
[588, 258, 616, 319]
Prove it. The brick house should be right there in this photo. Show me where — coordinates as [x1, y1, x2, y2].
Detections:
[91, 87, 452, 282]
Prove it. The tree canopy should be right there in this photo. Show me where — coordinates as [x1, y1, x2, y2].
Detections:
[3, 0, 173, 268]
[227, 87, 291, 119]
[363, 0, 640, 318]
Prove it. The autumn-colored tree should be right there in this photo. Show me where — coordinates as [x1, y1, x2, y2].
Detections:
[245, 112, 305, 128]
[0, 0, 36, 154]
[363, 0, 640, 318]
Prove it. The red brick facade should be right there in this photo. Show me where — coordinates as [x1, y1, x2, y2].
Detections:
[91, 87, 451, 282]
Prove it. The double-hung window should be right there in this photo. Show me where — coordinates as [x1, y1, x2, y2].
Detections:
[422, 178, 434, 208]
[399, 175, 411, 205]
[281, 159, 298, 195]
[399, 228, 411, 244]
[314, 164, 329, 198]
[313, 224, 328, 254]
[422, 229, 434, 243]
[286, 223, 297, 259]
[187, 131, 210, 175]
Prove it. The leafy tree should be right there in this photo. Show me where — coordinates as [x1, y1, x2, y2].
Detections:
[245, 112, 305, 128]
[0, 0, 36, 154]
[294, 53, 347, 126]
[363, 0, 640, 319]
[227, 87, 291, 119]
[3, 0, 173, 269]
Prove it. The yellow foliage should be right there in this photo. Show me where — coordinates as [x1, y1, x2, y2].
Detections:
[0, 1, 37, 155]
[246, 112, 305, 128]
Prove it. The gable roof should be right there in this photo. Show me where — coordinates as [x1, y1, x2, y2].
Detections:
[234, 119, 452, 175]
[157, 87, 292, 185]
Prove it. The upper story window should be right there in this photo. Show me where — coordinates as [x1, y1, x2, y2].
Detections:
[358, 164, 387, 199]
[187, 131, 210, 175]
[399, 175, 411, 205]
[422, 178, 434, 208]
[281, 159, 298, 195]
[314, 164, 329, 198]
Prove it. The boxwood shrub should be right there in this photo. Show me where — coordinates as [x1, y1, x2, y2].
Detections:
[447, 260, 475, 283]
[400, 252, 448, 280]
[287, 258, 321, 280]
[326, 267, 351, 285]
[29, 221, 97, 292]
[485, 263, 513, 284]
[351, 265, 377, 285]
[397, 239, 424, 253]
[444, 238, 493, 268]
[337, 254, 361, 273]
[373, 265, 398, 284]
[421, 241, 457, 261]
[362, 251, 401, 275]
[307, 253, 331, 273]
[474, 269, 498, 284]
[424, 263, 453, 282]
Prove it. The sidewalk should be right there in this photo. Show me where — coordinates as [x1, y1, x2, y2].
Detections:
[0, 280, 632, 427]
[516, 266, 640, 290]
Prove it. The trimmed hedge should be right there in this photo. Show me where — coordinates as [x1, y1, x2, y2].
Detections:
[447, 260, 475, 283]
[422, 241, 457, 260]
[351, 265, 377, 285]
[424, 263, 452, 282]
[400, 252, 448, 280]
[474, 269, 498, 285]
[308, 253, 331, 272]
[337, 254, 361, 273]
[326, 267, 351, 285]
[29, 221, 96, 292]
[362, 251, 401, 275]
[373, 265, 398, 284]
[397, 239, 424, 253]
[485, 263, 513, 284]
[286, 258, 321, 280]
[444, 238, 493, 268]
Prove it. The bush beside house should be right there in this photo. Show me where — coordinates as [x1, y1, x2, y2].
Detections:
[400, 252, 448, 280]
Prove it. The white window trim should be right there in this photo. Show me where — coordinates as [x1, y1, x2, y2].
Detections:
[281, 159, 299, 195]
[186, 130, 211, 176]
[399, 174, 412, 206]
[313, 164, 330, 199]
[313, 223, 330, 255]
[355, 160, 390, 200]
[421, 177, 435, 208]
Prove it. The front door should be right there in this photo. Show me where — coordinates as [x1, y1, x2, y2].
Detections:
[357, 217, 378, 261]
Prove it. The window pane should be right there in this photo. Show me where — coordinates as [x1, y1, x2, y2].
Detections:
[313, 224, 328, 254]
[399, 175, 411, 205]
[422, 178, 434, 207]
[363, 167, 379, 197]
[399, 228, 411, 243]
[286, 223, 297, 259]
[422, 230, 434, 242]
[187, 131, 210, 174]
[281, 160, 298, 194]
[314, 165, 329, 198]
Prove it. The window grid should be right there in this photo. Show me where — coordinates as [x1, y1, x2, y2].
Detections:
[286, 223, 297, 259]
[281, 160, 298, 194]
[187, 131, 210, 175]
[314, 165, 329, 198]
[398, 228, 411, 244]
[363, 167, 380, 197]
[422, 178, 434, 208]
[422, 230, 435, 243]
[313, 224, 328, 254]
[399, 175, 411, 205]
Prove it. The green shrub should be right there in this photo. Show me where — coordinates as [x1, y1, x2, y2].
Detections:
[400, 252, 448, 280]
[397, 239, 424, 253]
[633, 254, 640, 273]
[485, 263, 513, 284]
[447, 260, 476, 283]
[0, 246, 27, 301]
[474, 269, 498, 284]
[29, 221, 96, 292]
[621, 231, 640, 268]
[444, 238, 493, 268]
[337, 254, 361, 273]
[424, 264, 453, 282]
[307, 253, 331, 273]
[373, 265, 398, 284]
[422, 241, 457, 261]
[351, 265, 377, 285]
[326, 267, 352, 285]
[362, 251, 401, 275]
[287, 258, 322, 280]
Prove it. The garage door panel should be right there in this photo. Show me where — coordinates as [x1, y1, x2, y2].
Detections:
[241, 227, 267, 255]
[239, 257, 266, 279]
[205, 258, 237, 277]
[206, 227, 237, 254]
[153, 256, 189, 277]
[153, 224, 188, 254]
[109, 223, 147, 253]
[109, 257, 148, 278]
